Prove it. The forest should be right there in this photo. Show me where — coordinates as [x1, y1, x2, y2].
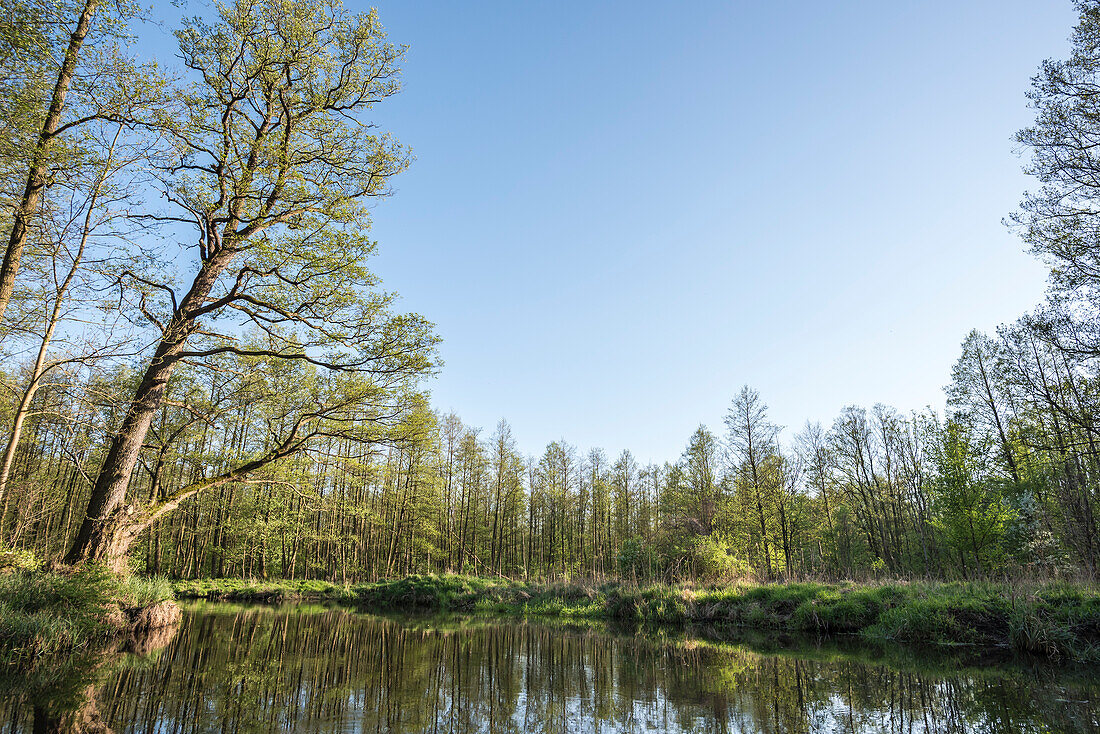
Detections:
[2, 0, 1100, 593]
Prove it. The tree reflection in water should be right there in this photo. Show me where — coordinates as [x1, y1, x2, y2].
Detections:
[1, 621, 180, 733]
[2, 604, 1097, 733]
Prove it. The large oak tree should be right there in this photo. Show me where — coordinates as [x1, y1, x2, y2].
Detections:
[64, 0, 437, 568]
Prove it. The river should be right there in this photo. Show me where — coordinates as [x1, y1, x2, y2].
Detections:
[2, 602, 1097, 732]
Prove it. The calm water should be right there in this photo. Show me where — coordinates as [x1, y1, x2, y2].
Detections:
[2, 603, 1098, 733]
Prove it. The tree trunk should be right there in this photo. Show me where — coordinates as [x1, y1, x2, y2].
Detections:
[0, 127, 116, 506]
[0, 0, 100, 324]
[64, 255, 231, 565]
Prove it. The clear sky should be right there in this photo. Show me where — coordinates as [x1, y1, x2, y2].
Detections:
[146, 1, 1078, 464]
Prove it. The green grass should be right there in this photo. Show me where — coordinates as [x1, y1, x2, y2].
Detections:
[172, 577, 358, 602]
[173, 574, 1100, 661]
[0, 564, 176, 664]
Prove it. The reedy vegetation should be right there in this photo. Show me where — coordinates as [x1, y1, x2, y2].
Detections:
[1, 0, 1100, 592]
[0, 551, 173, 663]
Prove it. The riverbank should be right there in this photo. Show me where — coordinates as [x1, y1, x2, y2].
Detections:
[0, 559, 179, 664]
[173, 574, 1100, 661]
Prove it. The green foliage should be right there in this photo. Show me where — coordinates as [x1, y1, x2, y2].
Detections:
[616, 537, 659, 579]
[930, 420, 1017, 575]
[1014, 0, 1100, 301]
[0, 548, 41, 574]
[789, 584, 902, 632]
[685, 535, 750, 582]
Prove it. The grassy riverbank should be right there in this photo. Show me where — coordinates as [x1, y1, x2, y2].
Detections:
[0, 558, 177, 664]
[173, 574, 1100, 661]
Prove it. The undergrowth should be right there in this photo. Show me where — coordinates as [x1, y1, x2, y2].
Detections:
[0, 560, 175, 664]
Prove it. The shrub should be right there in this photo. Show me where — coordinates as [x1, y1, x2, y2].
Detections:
[617, 537, 660, 580]
[687, 536, 749, 582]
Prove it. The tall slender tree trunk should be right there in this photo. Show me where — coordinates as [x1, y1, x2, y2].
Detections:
[0, 127, 116, 505]
[0, 0, 100, 325]
[976, 348, 1020, 483]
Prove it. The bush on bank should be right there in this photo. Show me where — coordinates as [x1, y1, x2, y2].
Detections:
[0, 559, 175, 663]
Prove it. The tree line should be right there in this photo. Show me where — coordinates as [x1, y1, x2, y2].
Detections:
[2, 320, 1096, 583]
[2, 0, 1100, 582]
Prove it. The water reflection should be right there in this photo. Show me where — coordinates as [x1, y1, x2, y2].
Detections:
[0, 621, 180, 733]
[2, 604, 1097, 733]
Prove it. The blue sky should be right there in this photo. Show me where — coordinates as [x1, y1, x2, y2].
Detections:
[147, 1, 1077, 464]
